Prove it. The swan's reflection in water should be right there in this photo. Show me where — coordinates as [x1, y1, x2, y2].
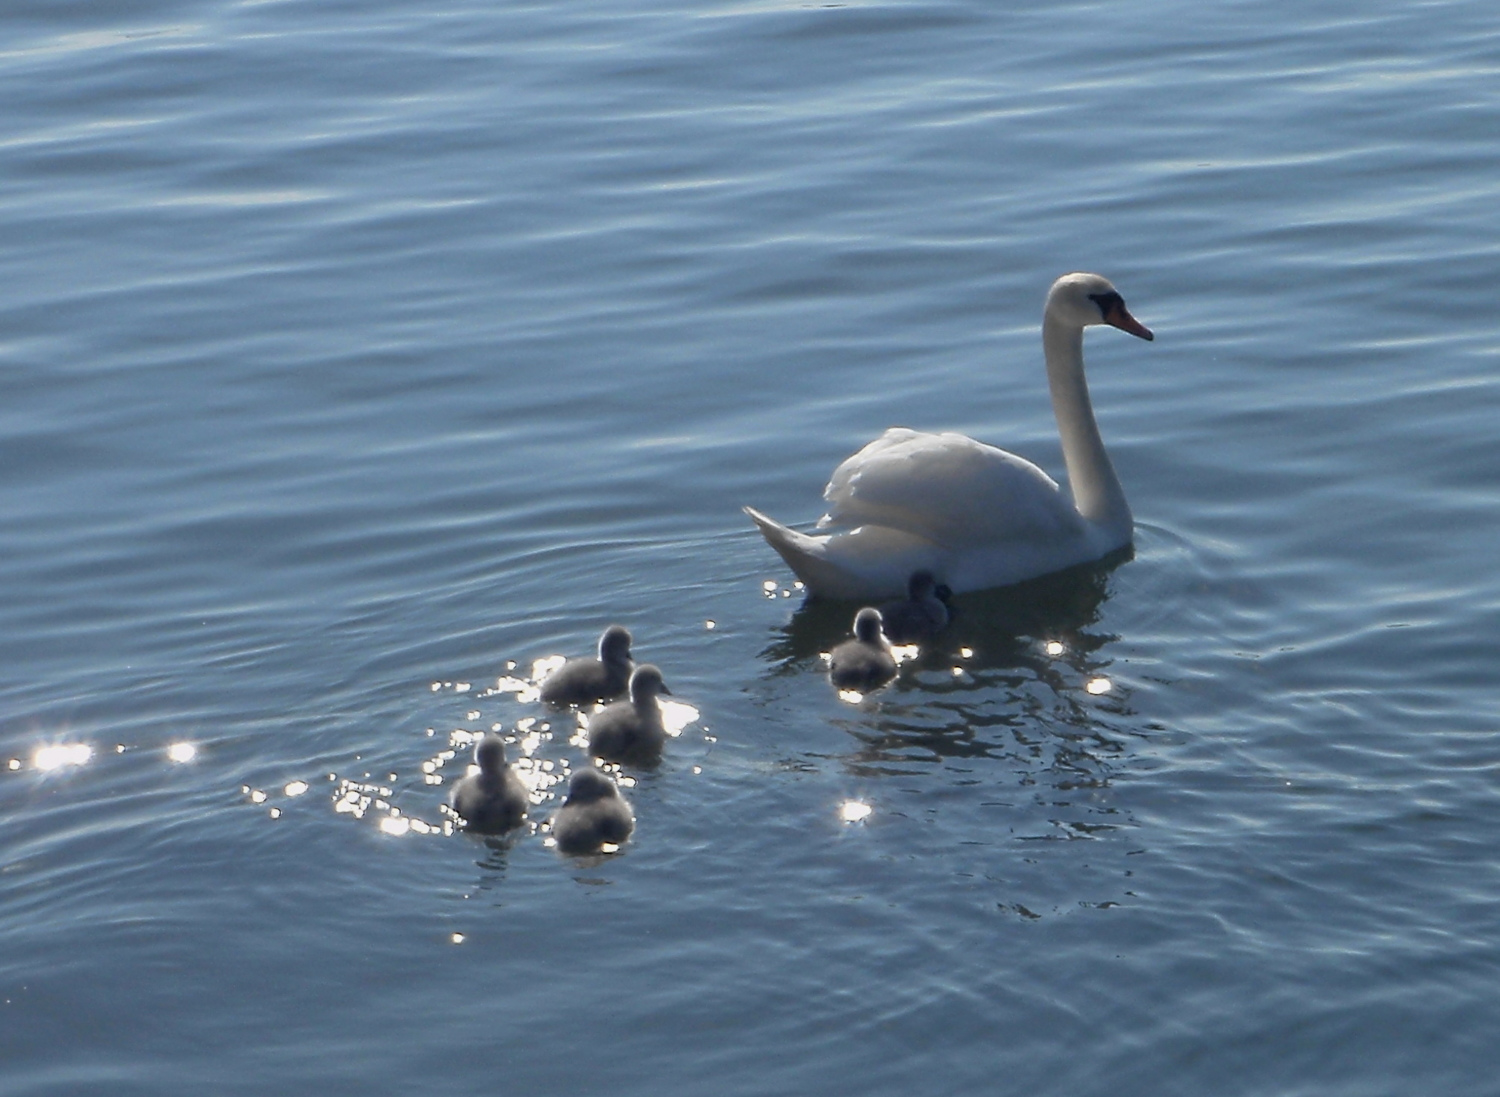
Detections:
[763, 550, 1137, 801]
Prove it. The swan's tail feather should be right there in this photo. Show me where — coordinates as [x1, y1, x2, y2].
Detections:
[743, 506, 846, 596]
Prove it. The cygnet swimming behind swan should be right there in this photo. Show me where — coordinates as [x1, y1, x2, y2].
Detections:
[586, 664, 672, 765]
[550, 767, 635, 855]
[745, 273, 1153, 599]
[449, 732, 528, 834]
[877, 570, 950, 643]
[828, 607, 897, 691]
[539, 625, 634, 704]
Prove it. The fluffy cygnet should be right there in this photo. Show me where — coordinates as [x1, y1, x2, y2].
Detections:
[586, 664, 672, 765]
[539, 625, 634, 705]
[876, 570, 951, 643]
[550, 767, 635, 855]
[828, 607, 897, 691]
[449, 732, 528, 834]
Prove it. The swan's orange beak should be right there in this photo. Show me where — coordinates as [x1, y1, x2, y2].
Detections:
[1104, 300, 1153, 341]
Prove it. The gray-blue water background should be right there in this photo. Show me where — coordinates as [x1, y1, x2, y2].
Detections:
[3, 1, 1499, 1093]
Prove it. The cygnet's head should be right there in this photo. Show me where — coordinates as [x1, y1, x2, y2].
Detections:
[564, 766, 619, 805]
[852, 607, 885, 644]
[598, 625, 633, 663]
[1046, 273, 1153, 341]
[474, 732, 507, 774]
[908, 570, 938, 599]
[628, 664, 671, 703]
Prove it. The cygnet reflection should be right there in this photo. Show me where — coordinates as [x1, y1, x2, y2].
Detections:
[449, 732, 528, 834]
[586, 664, 672, 765]
[539, 625, 634, 705]
[877, 570, 950, 643]
[550, 767, 635, 855]
[828, 607, 897, 691]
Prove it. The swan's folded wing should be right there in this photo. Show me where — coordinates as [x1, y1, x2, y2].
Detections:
[745, 505, 941, 599]
[821, 428, 1083, 547]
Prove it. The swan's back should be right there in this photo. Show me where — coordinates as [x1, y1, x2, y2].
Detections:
[552, 769, 635, 854]
[823, 429, 1085, 548]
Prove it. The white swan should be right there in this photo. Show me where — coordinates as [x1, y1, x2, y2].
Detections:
[744, 273, 1152, 599]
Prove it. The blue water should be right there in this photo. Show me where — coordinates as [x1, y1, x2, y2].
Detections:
[4, 0, 1500, 1092]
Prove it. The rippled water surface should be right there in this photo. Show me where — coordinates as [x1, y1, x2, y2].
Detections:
[4, 0, 1500, 1093]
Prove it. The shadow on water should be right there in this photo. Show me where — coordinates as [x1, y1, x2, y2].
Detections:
[760, 548, 1138, 780]
[761, 546, 1131, 670]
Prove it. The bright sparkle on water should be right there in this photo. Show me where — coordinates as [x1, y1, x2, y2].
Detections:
[840, 800, 873, 823]
[167, 742, 197, 764]
[1046, 640, 1065, 656]
[284, 780, 309, 797]
[34, 744, 92, 771]
[1086, 677, 1112, 695]
[660, 699, 700, 737]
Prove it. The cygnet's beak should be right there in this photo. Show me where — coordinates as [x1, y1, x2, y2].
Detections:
[660, 683, 673, 695]
[1104, 299, 1154, 341]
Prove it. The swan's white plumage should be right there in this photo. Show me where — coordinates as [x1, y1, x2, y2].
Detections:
[822, 428, 1083, 547]
[745, 273, 1152, 600]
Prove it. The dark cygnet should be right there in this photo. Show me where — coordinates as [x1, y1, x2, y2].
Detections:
[586, 664, 672, 765]
[539, 625, 634, 704]
[550, 767, 635, 855]
[877, 570, 951, 643]
[828, 607, 897, 691]
[449, 732, 528, 834]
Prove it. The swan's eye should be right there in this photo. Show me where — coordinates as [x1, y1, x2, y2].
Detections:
[1088, 291, 1123, 318]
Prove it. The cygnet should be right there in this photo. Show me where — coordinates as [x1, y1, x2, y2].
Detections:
[877, 570, 950, 643]
[550, 767, 635, 855]
[449, 732, 528, 834]
[586, 664, 672, 765]
[828, 607, 897, 691]
[539, 625, 634, 704]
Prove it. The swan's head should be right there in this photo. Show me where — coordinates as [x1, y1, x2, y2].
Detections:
[627, 664, 671, 703]
[1047, 273, 1153, 340]
[852, 607, 885, 643]
[564, 766, 620, 805]
[598, 625, 633, 664]
[475, 732, 508, 774]
[908, 570, 939, 599]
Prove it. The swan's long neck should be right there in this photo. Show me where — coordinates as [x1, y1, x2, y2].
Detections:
[1042, 314, 1131, 537]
